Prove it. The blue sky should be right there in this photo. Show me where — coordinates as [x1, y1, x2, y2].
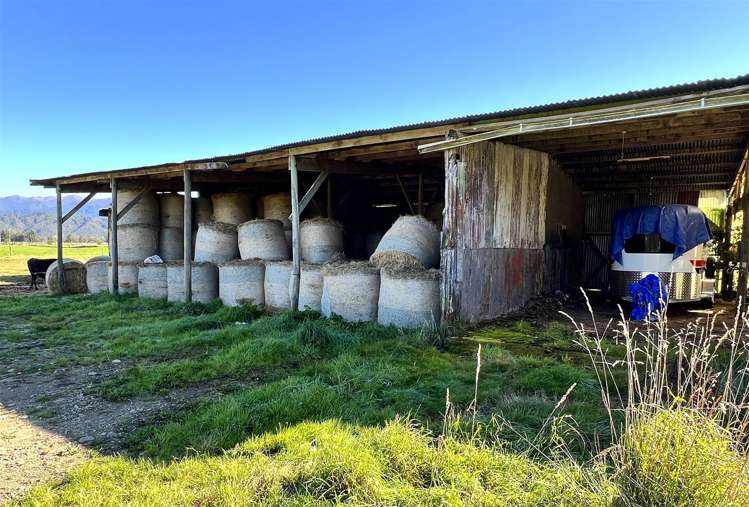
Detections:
[0, 0, 747, 196]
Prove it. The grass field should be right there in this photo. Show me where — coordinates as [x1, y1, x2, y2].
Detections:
[0, 243, 108, 285]
[2, 292, 746, 505]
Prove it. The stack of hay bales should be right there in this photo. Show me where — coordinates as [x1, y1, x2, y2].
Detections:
[321, 261, 380, 322]
[46, 260, 87, 295]
[138, 263, 167, 299]
[262, 193, 292, 250]
[159, 193, 184, 261]
[298, 263, 324, 311]
[370, 215, 440, 269]
[264, 260, 292, 311]
[218, 259, 265, 307]
[166, 261, 218, 304]
[211, 193, 252, 225]
[107, 261, 139, 294]
[116, 188, 160, 263]
[194, 222, 238, 263]
[85, 258, 110, 294]
[237, 219, 289, 261]
[300, 218, 344, 264]
[378, 268, 441, 328]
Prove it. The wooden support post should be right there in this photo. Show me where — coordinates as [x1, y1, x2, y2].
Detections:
[116, 183, 151, 222]
[289, 155, 301, 311]
[62, 192, 97, 223]
[395, 173, 415, 214]
[55, 184, 65, 292]
[326, 176, 333, 218]
[417, 173, 424, 216]
[110, 178, 119, 294]
[183, 170, 192, 303]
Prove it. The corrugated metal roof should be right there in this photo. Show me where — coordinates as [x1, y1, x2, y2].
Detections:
[33, 74, 749, 185]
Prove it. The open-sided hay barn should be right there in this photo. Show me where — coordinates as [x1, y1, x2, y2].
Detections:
[32, 75, 749, 322]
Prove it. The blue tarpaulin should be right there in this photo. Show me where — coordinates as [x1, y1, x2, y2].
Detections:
[629, 274, 668, 321]
[610, 204, 711, 264]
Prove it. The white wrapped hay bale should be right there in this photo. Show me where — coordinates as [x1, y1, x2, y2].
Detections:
[378, 268, 441, 328]
[117, 224, 159, 262]
[321, 262, 380, 322]
[237, 219, 289, 261]
[370, 215, 440, 269]
[262, 192, 292, 228]
[301, 218, 344, 264]
[85, 260, 109, 294]
[298, 263, 323, 312]
[264, 260, 292, 312]
[159, 226, 184, 261]
[138, 263, 167, 299]
[193, 197, 213, 226]
[194, 222, 238, 264]
[86, 255, 111, 263]
[211, 192, 252, 225]
[218, 259, 265, 307]
[159, 193, 184, 228]
[107, 261, 139, 294]
[116, 188, 159, 226]
[166, 261, 219, 304]
[46, 259, 87, 295]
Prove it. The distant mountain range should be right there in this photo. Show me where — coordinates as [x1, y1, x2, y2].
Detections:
[0, 195, 111, 242]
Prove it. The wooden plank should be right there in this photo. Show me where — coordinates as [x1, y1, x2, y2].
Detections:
[394, 173, 415, 214]
[289, 155, 301, 310]
[110, 178, 119, 294]
[55, 185, 65, 291]
[183, 170, 192, 303]
[62, 192, 97, 223]
[295, 171, 329, 217]
[32, 162, 228, 188]
[116, 184, 151, 222]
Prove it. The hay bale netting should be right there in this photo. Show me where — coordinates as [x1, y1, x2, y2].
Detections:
[194, 222, 238, 264]
[218, 259, 265, 307]
[193, 197, 213, 227]
[298, 263, 323, 312]
[106, 261, 139, 294]
[118, 223, 159, 262]
[211, 193, 252, 225]
[370, 216, 440, 269]
[321, 262, 380, 322]
[159, 226, 184, 261]
[138, 263, 167, 299]
[46, 259, 87, 295]
[300, 218, 344, 264]
[116, 188, 159, 226]
[166, 261, 219, 304]
[159, 193, 184, 228]
[262, 192, 292, 228]
[85, 260, 109, 294]
[264, 261, 292, 312]
[237, 219, 289, 261]
[378, 268, 441, 328]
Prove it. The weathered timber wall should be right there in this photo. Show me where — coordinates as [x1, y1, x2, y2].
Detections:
[442, 141, 549, 322]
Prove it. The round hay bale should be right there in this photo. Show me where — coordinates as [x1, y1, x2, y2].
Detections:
[159, 193, 184, 228]
[262, 192, 292, 228]
[138, 263, 167, 299]
[159, 226, 184, 261]
[211, 192, 252, 225]
[321, 262, 380, 322]
[193, 197, 213, 225]
[166, 261, 219, 304]
[194, 222, 238, 264]
[106, 261, 139, 294]
[116, 188, 159, 226]
[378, 268, 440, 328]
[218, 259, 265, 307]
[117, 223, 159, 263]
[301, 218, 344, 264]
[86, 255, 110, 263]
[46, 259, 87, 295]
[370, 215, 440, 269]
[237, 219, 289, 261]
[264, 260, 292, 312]
[85, 260, 109, 294]
[298, 263, 323, 312]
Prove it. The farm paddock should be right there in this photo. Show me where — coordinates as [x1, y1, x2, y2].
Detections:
[31, 75, 749, 322]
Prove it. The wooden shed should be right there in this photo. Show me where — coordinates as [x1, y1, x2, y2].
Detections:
[32, 75, 749, 322]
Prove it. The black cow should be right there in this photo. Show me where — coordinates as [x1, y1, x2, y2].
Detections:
[27, 258, 56, 290]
